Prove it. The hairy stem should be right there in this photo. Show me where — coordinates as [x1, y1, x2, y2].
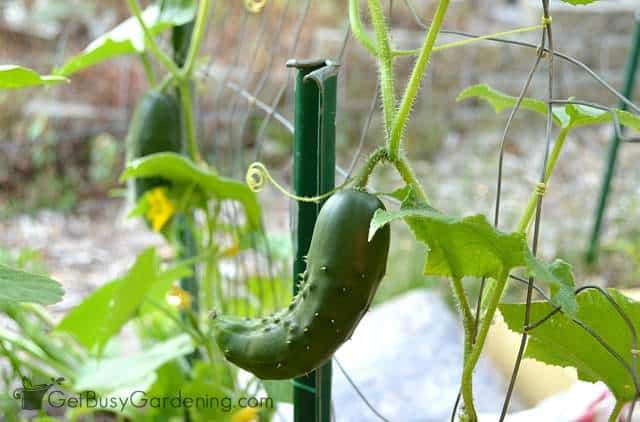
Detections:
[349, 0, 377, 56]
[388, 0, 449, 161]
[393, 155, 428, 203]
[461, 274, 507, 421]
[353, 147, 387, 188]
[367, 0, 397, 138]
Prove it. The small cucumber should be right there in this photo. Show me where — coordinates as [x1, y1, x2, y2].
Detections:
[126, 90, 182, 200]
[213, 189, 390, 379]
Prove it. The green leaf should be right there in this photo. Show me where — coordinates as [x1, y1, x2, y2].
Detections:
[121, 152, 261, 229]
[56, 248, 189, 351]
[523, 255, 577, 317]
[456, 83, 561, 125]
[55, 3, 195, 76]
[0, 264, 64, 305]
[370, 194, 526, 280]
[370, 190, 577, 314]
[74, 334, 193, 393]
[182, 361, 236, 421]
[0, 65, 68, 90]
[262, 380, 293, 404]
[458, 84, 640, 132]
[500, 288, 639, 402]
[159, 0, 197, 25]
[565, 103, 640, 133]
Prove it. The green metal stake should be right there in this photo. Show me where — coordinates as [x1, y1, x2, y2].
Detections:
[287, 58, 339, 422]
[587, 13, 640, 263]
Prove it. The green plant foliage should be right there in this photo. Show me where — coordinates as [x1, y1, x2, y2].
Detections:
[121, 152, 261, 229]
[262, 379, 293, 404]
[457, 83, 640, 131]
[0, 65, 68, 89]
[74, 334, 193, 393]
[55, 248, 191, 352]
[0, 264, 64, 305]
[55, 1, 196, 76]
[560, 0, 598, 5]
[369, 189, 577, 315]
[182, 361, 237, 421]
[500, 288, 640, 402]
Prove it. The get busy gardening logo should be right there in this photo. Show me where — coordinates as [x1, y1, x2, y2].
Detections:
[12, 377, 273, 414]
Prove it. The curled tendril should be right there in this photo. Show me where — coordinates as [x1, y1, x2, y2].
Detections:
[535, 182, 547, 197]
[246, 162, 347, 203]
[244, 0, 267, 13]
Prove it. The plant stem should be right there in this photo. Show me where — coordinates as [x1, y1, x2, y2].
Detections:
[367, 0, 397, 138]
[139, 53, 157, 86]
[178, 78, 200, 162]
[461, 274, 508, 421]
[451, 277, 475, 360]
[516, 127, 569, 233]
[353, 147, 387, 188]
[609, 400, 624, 422]
[349, 0, 377, 56]
[387, 0, 449, 161]
[394, 155, 428, 203]
[181, 0, 212, 79]
[126, 0, 180, 77]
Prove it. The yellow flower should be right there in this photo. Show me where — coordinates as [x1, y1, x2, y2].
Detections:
[222, 241, 241, 258]
[145, 187, 175, 232]
[165, 285, 192, 310]
[231, 407, 259, 422]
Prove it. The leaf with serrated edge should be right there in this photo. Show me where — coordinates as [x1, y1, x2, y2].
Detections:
[456, 83, 562, 126]
[500, 288, 639, 402]
[457, 84, 640, 133]
[121, 152, 261, 229]
[370, 189, 577, 315]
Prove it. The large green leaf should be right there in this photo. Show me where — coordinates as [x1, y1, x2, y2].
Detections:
[0, 264, 64, 305]
[74, 334, 193, 393]
[121, 152, 261, 229]
[500, 288, 640, 402]
[55, 248, 190, 351]
[457, 83, 640, 132]
[55, 2, 196, 76]
[0, 65, 68, 90]
[369, 190, 577, 315]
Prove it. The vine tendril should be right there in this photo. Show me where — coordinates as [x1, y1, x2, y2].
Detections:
[246, 162, 348, 202]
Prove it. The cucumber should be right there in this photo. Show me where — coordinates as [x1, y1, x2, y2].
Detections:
[213, 189, 390, 379]
[126, 90, 182, 200]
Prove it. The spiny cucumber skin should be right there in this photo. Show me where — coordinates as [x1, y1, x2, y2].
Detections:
[214, 189, 390, 379]
[126, 90, 183, 201]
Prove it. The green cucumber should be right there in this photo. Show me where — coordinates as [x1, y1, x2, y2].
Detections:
[213, 189, 390, 379]
[126, 90, 182, 200]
